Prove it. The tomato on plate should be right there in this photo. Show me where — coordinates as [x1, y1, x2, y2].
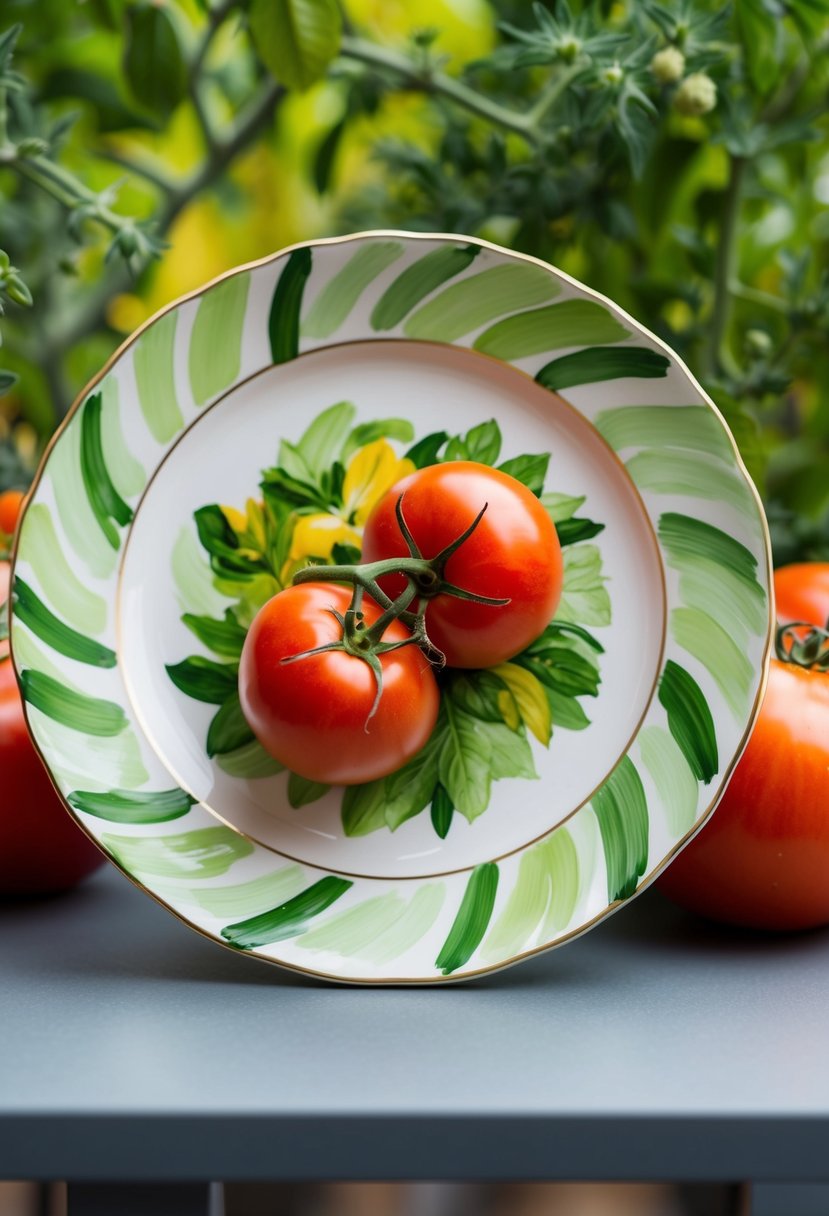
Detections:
[239, 582, 440, 785]
[360, 461, 563, 669]
[657, 563, 829, 931]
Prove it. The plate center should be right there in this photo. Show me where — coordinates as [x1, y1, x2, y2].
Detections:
[118, 340, 665, 880]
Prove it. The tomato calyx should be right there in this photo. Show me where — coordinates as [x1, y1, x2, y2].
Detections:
[291, 493, 510, 673]
[775, 620, 829, 672]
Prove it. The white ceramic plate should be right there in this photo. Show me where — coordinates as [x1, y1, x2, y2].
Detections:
[9, 232, 773, 983]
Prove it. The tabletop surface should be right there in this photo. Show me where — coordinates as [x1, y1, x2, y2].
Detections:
[2, 862, 829, 1184]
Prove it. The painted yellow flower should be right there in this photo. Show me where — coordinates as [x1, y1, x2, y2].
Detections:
[342, 439, 415, 526]
[280, 512, 362, 584]
[219, 498, 267, 563]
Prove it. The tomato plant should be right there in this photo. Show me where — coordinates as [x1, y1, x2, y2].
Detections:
[238, 582, 440, 785]
[657, 565, 829, 931]
[0, 499, 104, 894]
[360, 462, 563, 669]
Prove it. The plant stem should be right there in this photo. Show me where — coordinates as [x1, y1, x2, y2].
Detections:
[339, 35, 541, 146]
[706, 153, 745, 378]
[97, 148, 177, 195]
[528, 62, 584, 126]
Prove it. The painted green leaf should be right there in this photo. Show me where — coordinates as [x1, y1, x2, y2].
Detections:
[536, 345, 669, 391]
[540, 830, 580, 935]
[341, 418, 414, 463]
[435, 863, 499, 976]
[221, 875, 352, 949]
[639, 725, 698, 837]
[670, 606, 755, 719]
[658, 659, 719, 783]
[555, 517, 605, 546]
[556, 544, 611, 626]
[269, 247, 312, 363]
[497, 453, 550, 496]
[100, 377, 146, 499]
[341, 779, 388, 837]
[474, 300, 630, 360]
[166, 655, 237, 704]
[134, 311, 182, 443]
[405, 431, 449, 468]
[492, 662, 551, 745]
[546, 689, 591, 730]
[592, 756, 649, 902]
[104, 826, 253, 880]
[17, 504, 108, 635]
[20, 669, 127, 736]
[296, 892, 406, 956]
[483, 830, 579, 960]
[80, 392, 134, 550]
[295, 400, 355, 478]
[26, 704, 148, 792]
[189, 272, 250, 406]
[595, 405, 732, 462]
[449, 670, 506, 724]
[371, 245, 480, 331]
[444, 418, 503, 466]
[215, 738, 285, 779]
[288, 772, 331, 808]
[182, 611, 247, 660]
[657, 512, 762, 587]
[626, 449, 756, 518]
[249, 0, 342, 91]
[431, 783, 454, 839]
[302, 241, 404, 339]
[403, 261, 560, 342]
[541, 492, 585, 522]
[206, 692, 254, 757]
[67, 787, 195, 825]
[188, 866, 306, 919]
[439, 696, 492, 822]
[484, 718, 537, 781]
[383, 725, 443, 830]
[47, 422, 118, 580]
[13, 578, 116, 668]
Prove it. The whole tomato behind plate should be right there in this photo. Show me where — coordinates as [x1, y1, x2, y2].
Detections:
[657, 562, 829, 930]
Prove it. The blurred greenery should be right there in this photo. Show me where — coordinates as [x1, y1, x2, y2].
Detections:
[0, 0, 827, 563]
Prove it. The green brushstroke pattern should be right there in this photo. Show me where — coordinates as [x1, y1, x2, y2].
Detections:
[26, 705, 149, 793]
[269, 248, 311, 363]
[403, 262, 560, 342]
[100, 376, 146, 497]
[68, 787, 195, 824]
[671, 606, 755, 718]
[473, 299, 629, 360]
[134, 310, 183, 442]
[171, 525, 230, 617]
[189, 272, 250, 405]
[215, 737, 284, 778]
[536, 346, 670, 390]
[483, 830, 578, 962]
[103, 826, 253, 879]
[221, 876, 352, 949]
[435, 862, 499, 976]
[657, 512, 763, 585]
[189, 866, 307, 918]
[370, 245, 479, 331]
[80, 392, 134, 550]
[595, 405, 733, 462]
[20, 669, 127, 736]
[13, 578, 116, 668]
[626, 450, 756, 518]
[592, 757, 649, 902]
[11, 626, 86, 690]
[658, 660, 719, 783]
[639, 726, 698, 837]
[302, 241, 403, 338]
[47, 419, 117, 580]
[296, 885, 445, 966]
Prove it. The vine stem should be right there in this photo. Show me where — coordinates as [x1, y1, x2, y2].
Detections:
[338, 35, 541, 147]
[706, 153, 746, 378]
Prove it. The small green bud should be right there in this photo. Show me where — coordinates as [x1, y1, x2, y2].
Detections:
[745, 328, 773, 358]
[674, 72, 717, 116]
[558, 35, 582, 63]
[116, 228, 139, 259]
[16, 137, 49, 158]
[602, 63, 624, 86]
[650, 46, 685, 84]
[5, 274, 32, 308]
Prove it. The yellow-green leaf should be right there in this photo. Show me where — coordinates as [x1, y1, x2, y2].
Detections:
[492, 662, 552, 746]
[249, 0, 342, 91]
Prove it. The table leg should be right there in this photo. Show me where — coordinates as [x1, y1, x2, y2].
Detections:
[746, 1183, 829, 1215]
[67, 1182, 223, 1215]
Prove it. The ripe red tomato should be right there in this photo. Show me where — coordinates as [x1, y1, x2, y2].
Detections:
[239, 582, 440, 785]
[360, 462, 563, 669]
[0, 489, 25, 538]
[657, 563, 829, 930]
[774, 561, 829, 627]
[1, 561, 105, 895]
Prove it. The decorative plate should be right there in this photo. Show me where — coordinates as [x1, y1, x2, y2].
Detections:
[9, 232, 772, 984]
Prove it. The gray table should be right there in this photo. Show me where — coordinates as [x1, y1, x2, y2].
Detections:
[2, 864, 828, 1215]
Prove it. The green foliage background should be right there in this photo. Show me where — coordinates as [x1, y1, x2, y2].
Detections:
[1, 0, 828, 563]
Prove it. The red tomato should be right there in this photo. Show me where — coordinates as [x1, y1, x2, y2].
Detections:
[0, 489, 25, 538]
[0, 563, 105, 895]
[774, 562, 829, 627]
[657, 564, 829, 930]
[360, 462, 563, 669]
[238, 582, 440, 785]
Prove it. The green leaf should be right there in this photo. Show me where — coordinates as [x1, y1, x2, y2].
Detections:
[438, 694, 493, 822]
[481, 719, 537, 781]
[13, 578, 117, 668]
[122, 1, 189, 116]
[80, 392, 134, 550]
[249, 0, 343, 91]
[341, 417, 415, 463]
[546, 689, 591, 730]
[166, 655, 238, 705]
[207, 692, 254, 757]
[295, 400, 355, 478]
[182, 611, 247, 660]
[67, 787, 195, 825]
[371, 246, 480, 331]
[341, 779, 388, 836]
[406, 431, 449, 468]
[430, 783, 454, 839]
[592, 756, 649, 902]
[657, 659, 719, 784]
[535, 346, 670, 391]
[19, 670, 127, 736]
[435, 863, 499, 975]
[288, 772, 331, 808]
[383, 725, 443, 830]
[556, 544, 611, 626]
[449, 671, 506, 723]
[540, 492, 585, 523]
[194, 505, 241, 562]
[222, 876, 352, 949]
[268, 247, 312, 363]
[313, 116, 346, 193]
[497, 453, 550, 496]
[736, 0, 782, 94]
[461, 419, 502, 466]
[0, 369, 18, 396]
[216, 738, 284, 779]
